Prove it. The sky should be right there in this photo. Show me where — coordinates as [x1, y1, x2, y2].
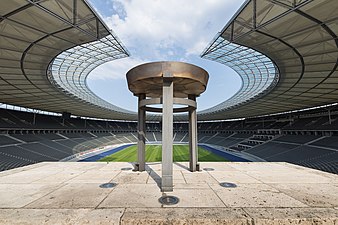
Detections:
[87, 0, 246, 112]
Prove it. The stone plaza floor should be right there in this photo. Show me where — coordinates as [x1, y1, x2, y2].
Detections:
[0, 161, 337, 224]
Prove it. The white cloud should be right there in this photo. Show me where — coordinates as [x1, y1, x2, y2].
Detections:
[104, 0, 244, 59]
[89, 0, 246, 81]
[88, 57, 145, 80]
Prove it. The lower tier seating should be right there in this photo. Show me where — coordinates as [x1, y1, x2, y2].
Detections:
[1, 131, 337, 175]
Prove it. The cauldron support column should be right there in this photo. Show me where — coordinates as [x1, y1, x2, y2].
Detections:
[161, 73, 174, 192]
[137, 93, 146, 171]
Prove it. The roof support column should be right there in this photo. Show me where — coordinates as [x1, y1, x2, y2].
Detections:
[328, 109, 332, 125]
[72, 0, 77, 25]
[253, 0, 257, 29]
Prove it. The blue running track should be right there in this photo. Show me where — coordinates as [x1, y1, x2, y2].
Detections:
[79, 144, 133, 162]
[199, 144, 249, 162]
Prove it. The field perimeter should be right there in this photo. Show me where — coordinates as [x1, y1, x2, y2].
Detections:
[98, 145, 229, 162]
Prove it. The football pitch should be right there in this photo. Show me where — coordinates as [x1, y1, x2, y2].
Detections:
[98, 144, 229, 162]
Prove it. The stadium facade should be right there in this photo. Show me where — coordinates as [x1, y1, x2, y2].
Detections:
[0, 0, 135, 120]
[200, 0, 338, 120]
[1, 0, 337, 122]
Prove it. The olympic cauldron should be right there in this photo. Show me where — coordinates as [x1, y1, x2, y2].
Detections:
[126, 61, 208, 191]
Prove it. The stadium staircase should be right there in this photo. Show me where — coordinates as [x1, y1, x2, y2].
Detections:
[228, 134, 279, 151]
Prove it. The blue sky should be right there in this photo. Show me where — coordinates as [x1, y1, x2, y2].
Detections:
[87, 0, 246, 112]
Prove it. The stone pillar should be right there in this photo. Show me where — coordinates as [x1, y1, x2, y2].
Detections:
[189, 95, 198, 172]
[162, 73, 173, 192]
[137, 93, 146, 172]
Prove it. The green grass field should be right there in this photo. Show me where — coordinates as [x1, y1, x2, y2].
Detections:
[98, 144, 229, 162]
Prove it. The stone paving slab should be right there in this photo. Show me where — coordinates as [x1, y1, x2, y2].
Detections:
[0, 162, 48, 178]
[98, 184, 161, 208]
[99, 162, 135, 171]
[245, 170, 336, 184]
[199, 162, 239, 171]
[0, 209, 125, 225]
[66, 170, 120, 184]
[181, 170, 219, 184]
[270, 183, 338, 207]
[0, 169, 62, 184]
[146, 170, 186, 184]
[113, 171, 149, 184]
[209, 183, 308, 208]
[0, 183, 64, 208]
[25, 183, 113, 209]
[32, 170, 85, 184]
[0, 162, 337, 224]
[163, 188, 225, 208]
[208, 170, 262, 183]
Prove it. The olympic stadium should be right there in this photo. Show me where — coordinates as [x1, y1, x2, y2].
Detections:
[0, 0, 338, 224]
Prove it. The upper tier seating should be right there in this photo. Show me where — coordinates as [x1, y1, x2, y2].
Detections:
[274, 135, 320, 144]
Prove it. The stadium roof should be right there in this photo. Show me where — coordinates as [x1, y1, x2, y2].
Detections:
[198, 0, 338, 120]
[0, 0, 137, 120]
[1, 0, 338, 122]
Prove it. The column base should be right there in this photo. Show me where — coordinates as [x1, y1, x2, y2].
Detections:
[133, 163, 145, 172]
[189, 163, 200, 172]
[161, 175, 173, 192]
[161, 187, 173, 192]
[196, 163, 200, 171]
